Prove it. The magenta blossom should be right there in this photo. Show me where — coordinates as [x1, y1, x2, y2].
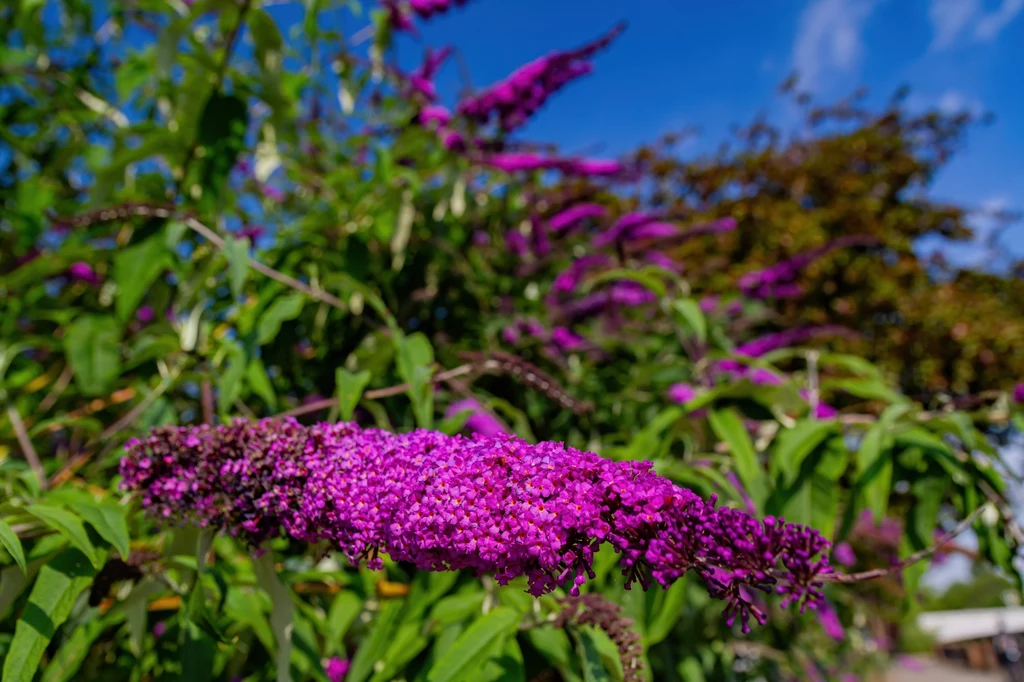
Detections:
[445, 399, 507, 438]
[734, 325, 854, 359]
[548, 203, 607, 233]
[408, 47, 453, 100]
[325, 657, 350, 682]
[1013, 383, 1024, 403]
[152, 621, 167, 638]
[832, 542, 856, 567]
[643, 252, 683, 273]
[482, 152, 624, 177]
[121, 419, 834, 630]
[68, 261, 99, 285]
[816, 599, 845, 640]
[667, 383, 697, 405]
[551, 255, 612, 294]
[738, 235, 876, 297]
[418, 105, 452, 127]
[456, 24, 623, 132]
[551, 326, 587, 351]
[592, 212, 664, 247]
[136, 306, 156, 323]
[260, 185, 285, 202]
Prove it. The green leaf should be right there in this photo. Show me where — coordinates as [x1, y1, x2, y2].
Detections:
[40, 614, 112, 682]
[68, 501, 130, 561]
[854, 404, 908, 522]
[0, 517, 27, 574]
[825, 377, 907, 405]
[900, 476, 948, 605]
[224, 235, 250, 299]
[257, 293, 306, 345]
[708, 408, 767, 508]
[572, 627, 614, 682]
[816, 352, 883, 379]
[347, 600, 404, 682]
[369, 621, 429, 682]
[191, 92, 248, 208]
[64, 315, 122, 396]
[583, 267, 667, 298]
[25, 505, 100, 567]
[671, 299, 708, 344]
[114, 235, 170, 321]
[217, 343, 247, 417]
[647, 579, 687, 647]
[395, 332, 435, 429]
[336, 368, 372, 422]
[2, 549, 98, 682]
[770, 420, 837, 485]
[246, 357, 278, 411]
[427, 607, 522, 682]
[325, 591, 363, 656]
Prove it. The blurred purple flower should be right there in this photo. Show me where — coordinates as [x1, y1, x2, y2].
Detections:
[734, 325, 854, 359]
[408, 47, 453, 100]
[592, 212, 663, 247]
[832, 542, 856, 567]
[643, 251, 683, 273]
[501, 326, 521, 344]
[738, 235, 876, 297]
[325, 657, 350, 682]
[1014, 383, 1024, 403]
[897, 656, 925, 673]
[471, 230, 491, 247]
[505, 230, 530, 257]
[152, 621, 167, 638]
[667, 383, 697, 404]
[445, 399, 507, 438]
[239, 225, 265, 241]
[817, 599, 845, 640]
[548, 203, 607, 233]
[456, 24, 623, 132]
[68, 262, 99, 285]
[261, 185, 285, 202]
[699, 296, 719, 313]
[418, 105, 452, 127]
[552, 255, 612, 294]
[136, 306, 156, 323]
[552, 326, 587, 351]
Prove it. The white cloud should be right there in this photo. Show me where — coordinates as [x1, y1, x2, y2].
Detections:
[929, 0, 981, 48]
[929, 0, 1024, 48]
[975, 0, 1024, 39]
[792, 0, 879, 91]
[937, 89, 985, 115]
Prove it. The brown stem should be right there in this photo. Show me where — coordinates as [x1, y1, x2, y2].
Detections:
[822, 504, 988, 584]
[201, 380, 214, 424]
[37, 364, 74, 415]
[274, 364, 474, 419]
[6, 405, 47, 490]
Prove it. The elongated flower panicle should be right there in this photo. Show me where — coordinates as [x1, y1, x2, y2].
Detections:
[548, 203, 607, 233]
[457, 24, 624, 132]
[483, 152, 625, 177]
[122, 420, 832, 630]
[738, 235, 877, 298]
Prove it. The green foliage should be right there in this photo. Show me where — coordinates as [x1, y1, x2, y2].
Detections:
[0, 1, 1021, 681]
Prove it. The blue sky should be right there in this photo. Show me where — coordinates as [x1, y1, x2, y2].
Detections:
[366, 0, 1024, 267]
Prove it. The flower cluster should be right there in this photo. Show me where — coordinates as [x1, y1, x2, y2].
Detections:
[456, 24, 624, 132]
[121, 420, 833, 630]
[738, 235, 876, 299]
[445, 398, 507, 437]
[482, 152, 625, 177]
[555, 594, 645, 682]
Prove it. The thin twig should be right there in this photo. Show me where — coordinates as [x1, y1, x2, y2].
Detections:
[822, 504, 989, 584]
[51, 204, 350, 312]
[97, 378, 173, 443]
[37, 364, 74, 415]
[201, 380, 214, 424]
[6, 405, 47, 490]
[274, 364, 474, 419]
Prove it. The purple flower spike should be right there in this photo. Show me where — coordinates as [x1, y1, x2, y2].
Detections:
[456, 24, 624, 132]
[548, 204, 607, 233]
[121, 419, 833, 629]
[445, 398, 507, 438]
[734, 325, 855, 359]
[136, 306, 156, 323]
[818, 599, 845, 640]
